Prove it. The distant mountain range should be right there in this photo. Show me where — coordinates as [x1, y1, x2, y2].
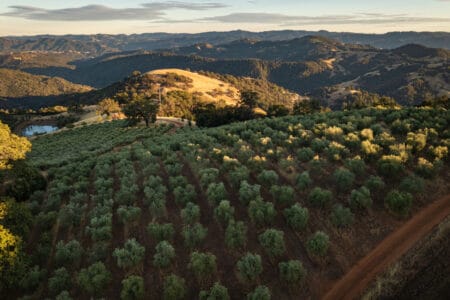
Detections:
[1, 33, 448, 110]
[1, 30, 449, 56]
[14, 36, 446, 106]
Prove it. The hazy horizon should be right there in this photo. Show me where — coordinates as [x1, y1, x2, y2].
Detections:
[1, 0, 450, 36]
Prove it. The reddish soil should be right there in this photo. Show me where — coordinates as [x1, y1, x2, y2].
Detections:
[322, 194, 450, 300]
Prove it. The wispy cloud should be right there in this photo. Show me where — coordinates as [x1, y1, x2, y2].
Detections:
[2, 2, 227, 21]
[198, 12, 450, 26]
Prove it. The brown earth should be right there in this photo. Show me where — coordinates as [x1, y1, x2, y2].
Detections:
[322, 194, 450, 300]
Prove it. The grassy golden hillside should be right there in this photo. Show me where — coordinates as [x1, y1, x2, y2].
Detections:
[148, 69, 241, 106]
[0, 68, 92, 98]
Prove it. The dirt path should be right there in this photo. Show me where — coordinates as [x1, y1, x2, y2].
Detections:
[322, 194, 450, 300]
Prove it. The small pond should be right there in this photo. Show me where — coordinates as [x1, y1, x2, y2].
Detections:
[22, 125, 59, 137]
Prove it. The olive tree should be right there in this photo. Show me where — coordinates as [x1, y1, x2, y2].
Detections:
[147, 222, 175, 242]
[153, 241, 176, 269]
[278, 260, 306, 284]
[188, 251, 217, 284]
[248, 199, 276, 227]
[113, 238, 145, 270]
[163, 274, 186, 300]
[77, 262, 111, 296]
[333, 168, 355, 191]
[307, 231, 330, 257]
[236, 253, 263, 283]
[257, 170, 279, 187]
[207, 182, 228, 206]
[258, 229, 286, 259]
[48, 267, 71, 296]
[348, 187, 372, 210]
[239, 181, 262, 205]
[55, 239, 84, 267]
[181, 202, 201, 225]
[121, 275, 144, 300]
[182, 223, 208, 249]
[385, 190, 413, 216]
[199, 282, 230, 300]
[225, 220, 247, 250]
[296, 171, 312, 191]
[308, 187, 332, 208]
[330, 205, 354, 227]
[270, 185, 294, 206]
[214, 200, 235, 226]
[247, 285, 271, 300]
[283, 204, 309, 231]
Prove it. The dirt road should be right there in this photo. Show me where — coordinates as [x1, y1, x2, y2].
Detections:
[322, 194, 450, 300]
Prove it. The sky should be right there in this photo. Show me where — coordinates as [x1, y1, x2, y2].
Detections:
[0, 0, 449, 36]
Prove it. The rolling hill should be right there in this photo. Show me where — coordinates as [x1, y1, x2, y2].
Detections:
[18, 37, 448, 106]
[0, 68, 92, 98]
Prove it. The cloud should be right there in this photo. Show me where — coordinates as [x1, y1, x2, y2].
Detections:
[2, 2, 227, 21]
[199, 12, 450, 26]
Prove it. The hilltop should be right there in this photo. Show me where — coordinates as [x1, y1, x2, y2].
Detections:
[0, 68, 92, 98]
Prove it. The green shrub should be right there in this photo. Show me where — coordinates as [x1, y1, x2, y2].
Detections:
[207, 183, 228, 206]
[117, 205, 141, 225]
[236, 253, 263, 283]
[297, 148, 314, 162]
[364, 176, 385, 192]
[121, 275, 144, 300]
[55, 240, 83, 267]
[307, 231, 330, 257]
[248, 199, 276, 227]
[270, 185, 294, 206]
[239, 181, 262, 205]
[19, 265, 46, 291]
[283, 204, 309, 231]
[163, 274, 186, 300]
[214, 200, 235, 226]
[257, 170, 279, 186]
[199, 168, 219, 189]
[385, 190, 413, 216]
[349, 187, 372, 210]
[153, 241, 176, 269]
[173, 184, 196, 207]
[247, 285, 271, 300]
[399, 175, 425, 194]
[229, 166, 250, 188]
[199, 282, 230, 300]
[378, 155, 405, 178]
[296, 171, 312, 191]
[113, 239, 145, 270]
[308, 187, 332, 208]
[147, 223, 175, 242]
[415, 157, 439, 178]
[344, 157, 367, 176]
[278, 260, 306, 284]
[333, 168, 355, 191]
[188, 252, 217, 283]
[225, 221, 247, 250]
[330, 205, 354, 227]
[181, 202, 201, 225]
[48, 267, 71, 296]
[182, 223, 208, 249]
[258, 229, 286, 259]
[77, 262, 111, 296]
